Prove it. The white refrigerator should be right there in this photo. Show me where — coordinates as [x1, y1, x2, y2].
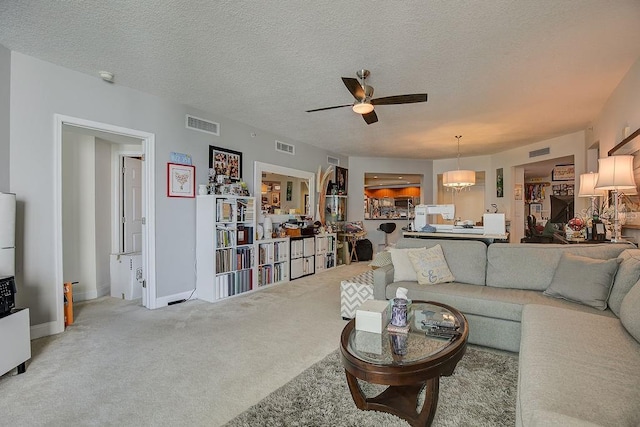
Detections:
[0, 193, 16, 277]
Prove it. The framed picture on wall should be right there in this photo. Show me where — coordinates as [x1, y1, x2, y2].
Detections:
[167, 163, 195, 198]
[335, 166, 348, 195]
[208, 145, 242, 182]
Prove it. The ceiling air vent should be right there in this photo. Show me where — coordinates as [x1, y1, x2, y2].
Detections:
[275, 140, 295, 155]
[186, 115, 220, 136]
[327, 156, 340, 166]
[529, 147, 550, 158]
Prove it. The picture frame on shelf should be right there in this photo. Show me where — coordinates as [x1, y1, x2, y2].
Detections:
[271, 193, 280, 206]
[208, 145, 242, 182]
[167, 163, 195, 198]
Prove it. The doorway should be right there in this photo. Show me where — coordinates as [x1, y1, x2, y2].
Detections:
[54, 115, 157, 335]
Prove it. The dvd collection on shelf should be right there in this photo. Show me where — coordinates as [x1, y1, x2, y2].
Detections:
[214, 269, 253, 299]
[257, 263, 287, 287]
[215, 247, 253, 273]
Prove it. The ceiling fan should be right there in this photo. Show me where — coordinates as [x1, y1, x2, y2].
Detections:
[305, 69, 428, 125]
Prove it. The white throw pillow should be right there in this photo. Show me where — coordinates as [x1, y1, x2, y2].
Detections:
[408, 245, 455, 285]
[388, 247, 422, 282]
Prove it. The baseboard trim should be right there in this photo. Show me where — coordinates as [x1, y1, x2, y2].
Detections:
[155, 290, 195, 308]
[30, 320, 63, 340]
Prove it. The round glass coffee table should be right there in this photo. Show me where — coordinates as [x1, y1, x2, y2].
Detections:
[340, 301, 468, 427]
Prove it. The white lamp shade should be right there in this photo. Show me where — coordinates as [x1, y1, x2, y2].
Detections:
[578, 172, 603, 197]
[443, 169, 476, 188]
[595, 155, 637, 191]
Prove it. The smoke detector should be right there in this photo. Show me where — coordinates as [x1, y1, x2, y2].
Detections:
[99, 71, 114, 83]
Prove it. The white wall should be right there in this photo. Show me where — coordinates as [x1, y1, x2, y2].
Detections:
[9, 50, 347, 329]
[0, 44, 9, 192]
[94, 138, 111, 298]
[591, 56, 640, 242]
[348, 156, 433, 246]
[61, 133, 111, 301]
[62, 132, 97, 300]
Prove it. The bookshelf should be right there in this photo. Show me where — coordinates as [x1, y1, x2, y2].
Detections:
[315, 233, 337, 272]
[196, 195, 255, 302]
[257, 237, 290, 287]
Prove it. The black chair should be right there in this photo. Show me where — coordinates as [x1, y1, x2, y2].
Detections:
[378, 222, 396, 247]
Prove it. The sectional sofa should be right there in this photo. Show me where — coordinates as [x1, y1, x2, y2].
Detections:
[372, 237, 640, 426]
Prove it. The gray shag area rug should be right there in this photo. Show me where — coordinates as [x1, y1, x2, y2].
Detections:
[225, 346, 518, 427]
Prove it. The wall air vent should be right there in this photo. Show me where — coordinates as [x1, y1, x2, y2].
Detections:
[186, 115, 220, 136]
[275, 140, 295, 155]
[529, 147, 550, 158]
[327, 156, 340, 166]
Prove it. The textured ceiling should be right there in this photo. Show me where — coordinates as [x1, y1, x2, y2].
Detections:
[1, 1, 639, 159]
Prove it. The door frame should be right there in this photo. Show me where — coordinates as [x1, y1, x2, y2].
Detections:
[114, 152, 143, 255]
[54, 115, 157, 332]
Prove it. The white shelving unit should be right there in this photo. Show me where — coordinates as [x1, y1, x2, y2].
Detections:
[290, 236, 315, 280]
[315, 233, 337, 272]
[196, 195, 255, 302]
[257, 237, 290, 287]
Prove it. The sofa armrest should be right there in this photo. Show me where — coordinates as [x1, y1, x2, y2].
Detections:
[373, 264, 394, 300]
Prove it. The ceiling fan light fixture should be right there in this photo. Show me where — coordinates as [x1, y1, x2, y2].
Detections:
[352, 101, 374, 114]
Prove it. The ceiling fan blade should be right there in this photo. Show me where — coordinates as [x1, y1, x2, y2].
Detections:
[371, 94, 428, 105]
[342, 77, 365, 100]
[362, 110, 378, 125]
[305, 104, 352, 113]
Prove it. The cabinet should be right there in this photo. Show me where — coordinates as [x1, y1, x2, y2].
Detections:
[196, 195, 255, 302]
[257, 237, 290, 286]
[290, 236, 315, 279]
[315, 233, 337, 272]
[0, 308, 30, 376]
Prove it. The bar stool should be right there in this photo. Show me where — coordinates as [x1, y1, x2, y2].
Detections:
[378, 222, 396, 248]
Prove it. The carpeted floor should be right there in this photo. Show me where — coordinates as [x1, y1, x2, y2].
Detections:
[225, 346, 518, 427]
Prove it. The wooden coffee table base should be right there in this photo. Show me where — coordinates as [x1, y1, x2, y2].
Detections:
[345, 371, 439, 427]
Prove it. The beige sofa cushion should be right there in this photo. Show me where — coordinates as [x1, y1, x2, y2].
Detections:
[486, 243, 631, 291]
[543, 253, 620, 310]
[609, 249, 640, 316]
[518, 305, 640, 426]
[620, 280, 640, 343]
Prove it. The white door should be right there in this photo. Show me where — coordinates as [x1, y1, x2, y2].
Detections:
[123, 156, 143, 253]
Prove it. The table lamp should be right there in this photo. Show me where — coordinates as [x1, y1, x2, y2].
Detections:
[595, 155, 637, 242]
[578, 172, 602, 219]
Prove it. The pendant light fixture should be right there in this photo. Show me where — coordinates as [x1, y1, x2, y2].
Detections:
[443, 135, 475, 191]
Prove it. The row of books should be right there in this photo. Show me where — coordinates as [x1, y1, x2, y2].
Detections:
[216, 199, 254, 223]
[316, 236, 336, 253]
[257, 263, 288, 287]
[216, 225, 254, 247]
[214, 270, 253, 299]
[257, 241, 288, 265]
[215, 247, 253, 273]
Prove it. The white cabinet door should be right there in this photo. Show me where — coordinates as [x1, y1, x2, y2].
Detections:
[291, 258, 304, 279]
[303, 237, 315, 257]
[304, 256, 315, 275]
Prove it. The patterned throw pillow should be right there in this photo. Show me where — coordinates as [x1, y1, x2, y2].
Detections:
[369, 250, 393, 270]
[408, 245, 455, 285]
